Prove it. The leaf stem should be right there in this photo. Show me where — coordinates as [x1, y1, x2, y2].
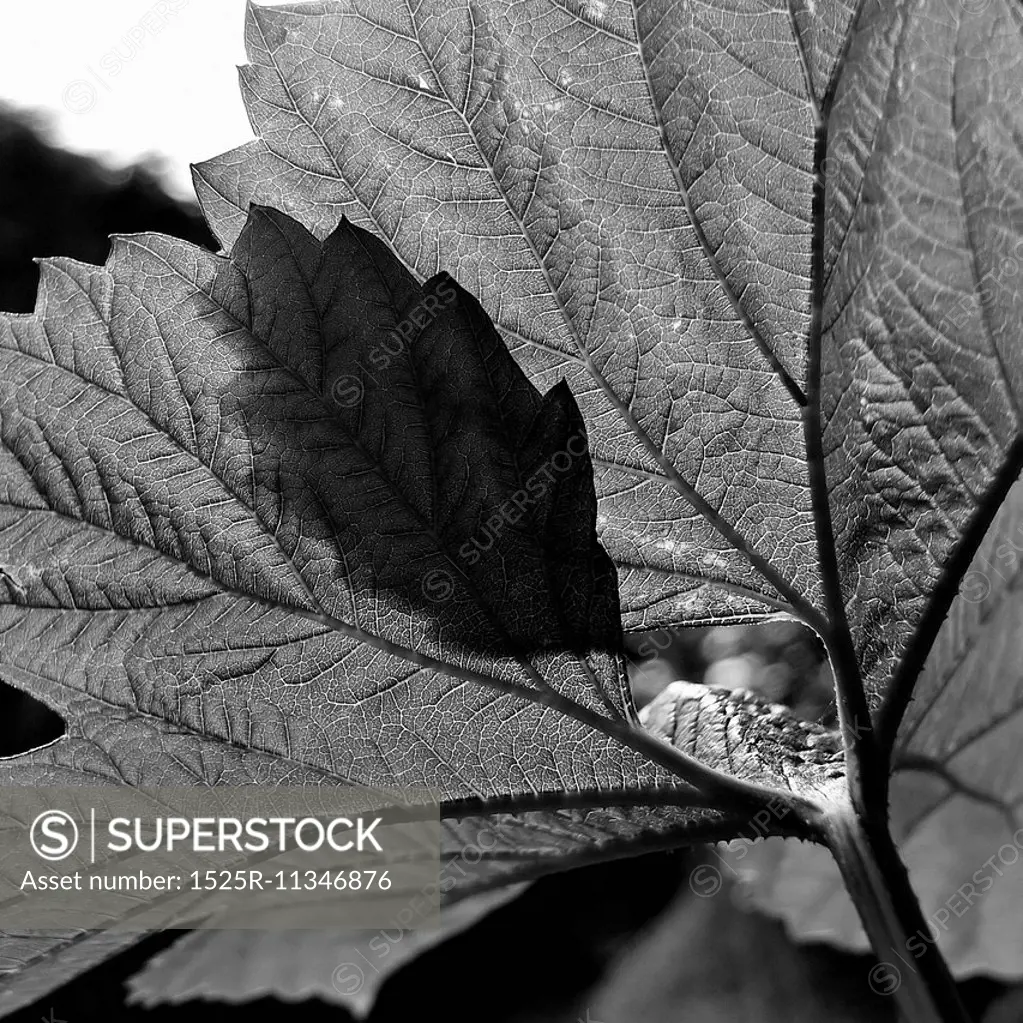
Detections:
[821, 808, 972, 1023]
[283, 604, 822, 826]
[801, 40, 887, 819]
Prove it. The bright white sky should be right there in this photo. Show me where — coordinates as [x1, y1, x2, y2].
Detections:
[0, 0, 295, 202]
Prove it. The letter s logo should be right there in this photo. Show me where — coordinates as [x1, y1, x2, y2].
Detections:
[30, 810, 79, 861]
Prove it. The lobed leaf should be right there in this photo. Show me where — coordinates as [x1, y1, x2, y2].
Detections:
[0, 205, 655, 801]
[0, 205, 825, 1013]
[195, 0, 837, 634]
[3, 0, 1022, 1009]
[195, 0, 1023, 710]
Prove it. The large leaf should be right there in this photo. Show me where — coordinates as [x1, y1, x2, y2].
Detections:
[4, 0, 1023, 1010]
[734, 475, 1023, 977]
[0, 206, 830, 1013]
[194, 0, 829, 634]
[194, 0, 1023, 704]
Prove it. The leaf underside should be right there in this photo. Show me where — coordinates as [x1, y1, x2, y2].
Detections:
[1, 0, 1022, 1011]
[196, 0, 1023, 707]
[0, 205, 822, 1013]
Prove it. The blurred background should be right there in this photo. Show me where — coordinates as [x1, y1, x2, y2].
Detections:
[0, 2, 1018, 1020]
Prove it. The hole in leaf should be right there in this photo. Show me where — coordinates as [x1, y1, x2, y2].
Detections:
[627, 621, 833, 724]
[0, 677, 65, 756]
